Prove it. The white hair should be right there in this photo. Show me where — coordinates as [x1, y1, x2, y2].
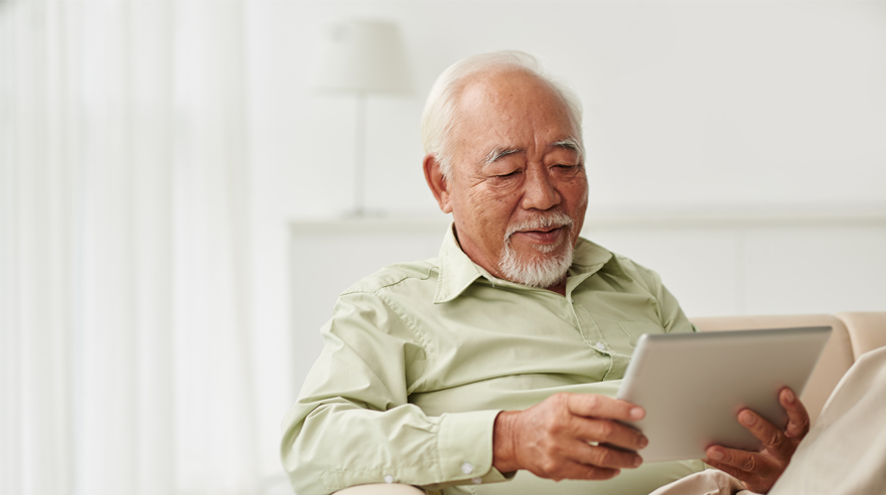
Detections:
[421, 50, 584, 180]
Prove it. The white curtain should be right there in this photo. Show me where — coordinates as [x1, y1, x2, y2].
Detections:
[1, 2, 263, 494]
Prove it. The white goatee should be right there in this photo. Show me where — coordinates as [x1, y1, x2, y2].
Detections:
[498, 212, 575, 288]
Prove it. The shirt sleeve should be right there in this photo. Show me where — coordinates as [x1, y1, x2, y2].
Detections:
[280, 289, 512, 495]
[620, 257, 696, 335]
[651, 274, 696, 335]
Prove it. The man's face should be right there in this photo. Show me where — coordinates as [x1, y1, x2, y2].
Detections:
[430, 69, 588, 288]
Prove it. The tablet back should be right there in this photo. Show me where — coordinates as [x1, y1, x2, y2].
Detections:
[616, 326, 831, 462]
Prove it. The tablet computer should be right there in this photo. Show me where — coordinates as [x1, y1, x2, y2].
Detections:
[616, 326, 831, 463]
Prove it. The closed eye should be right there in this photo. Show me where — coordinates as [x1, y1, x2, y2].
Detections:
[496, 170, 521, 177]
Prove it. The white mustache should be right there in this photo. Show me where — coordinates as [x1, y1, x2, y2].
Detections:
[504, 212, 575, 240]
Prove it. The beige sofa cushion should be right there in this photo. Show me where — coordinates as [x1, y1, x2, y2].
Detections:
[689, 314, 854, 425]
[836, 312, 886, 359]
[334, 484, 424, 494]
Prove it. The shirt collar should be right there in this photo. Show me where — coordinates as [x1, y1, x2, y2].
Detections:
[433, 222, 614, 303]
[434, 224, 485, 303]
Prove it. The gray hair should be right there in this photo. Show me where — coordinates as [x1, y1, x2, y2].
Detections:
[421, 51, 584, 180]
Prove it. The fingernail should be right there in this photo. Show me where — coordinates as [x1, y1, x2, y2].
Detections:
[709, 450, 724, 461]
[630, 407, 644, 420]
[633, 456, 642, 467]
[740, 411, 756, 426]
[784, 389, 796, 403]
[639, 436, 648, 449]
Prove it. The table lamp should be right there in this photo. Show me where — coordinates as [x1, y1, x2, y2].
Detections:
[314, 19, 413, 217]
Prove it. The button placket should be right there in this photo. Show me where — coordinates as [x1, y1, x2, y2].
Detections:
[573, 298, 611, 355]
[564, 291, 583, 335]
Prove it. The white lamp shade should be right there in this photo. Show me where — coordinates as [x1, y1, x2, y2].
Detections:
[315, 19, 412, 93]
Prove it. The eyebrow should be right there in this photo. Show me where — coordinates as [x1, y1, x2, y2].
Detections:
[481, 137, 584, 166]
[551, 137, 583, 156]
[483, 147, 521, 165]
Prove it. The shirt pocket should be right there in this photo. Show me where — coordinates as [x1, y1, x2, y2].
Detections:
[616, 320, 666, 346]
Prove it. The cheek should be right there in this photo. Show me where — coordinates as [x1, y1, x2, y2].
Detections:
[565, 179, 589, 206]
[464, 192, 516, 244]
[466, 186, 514, 213]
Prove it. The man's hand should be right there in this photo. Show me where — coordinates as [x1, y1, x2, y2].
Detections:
[704, 387, 810, 493]
[492, 393, 648, 481]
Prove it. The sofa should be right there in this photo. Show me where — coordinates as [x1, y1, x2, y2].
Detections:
[332, 311, 886, 495]
[691, 312, 886, 426]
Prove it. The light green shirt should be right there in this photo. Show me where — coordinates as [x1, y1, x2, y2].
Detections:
[282, 225, 704, 495]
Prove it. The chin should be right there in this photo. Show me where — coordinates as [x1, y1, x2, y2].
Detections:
[498, 243, 574, 289]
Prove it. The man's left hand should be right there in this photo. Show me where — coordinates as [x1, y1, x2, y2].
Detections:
[704, 387, 810, 494]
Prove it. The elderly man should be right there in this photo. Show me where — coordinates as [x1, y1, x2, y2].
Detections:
[281, 51, 805, 495]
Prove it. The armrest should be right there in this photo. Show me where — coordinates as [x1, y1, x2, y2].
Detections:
[836, 312, 886, 359]
[334, 484, 425, 494]
[689, 314, 854, 426]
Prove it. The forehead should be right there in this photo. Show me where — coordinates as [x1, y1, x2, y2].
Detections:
[453, 69, 578, 155]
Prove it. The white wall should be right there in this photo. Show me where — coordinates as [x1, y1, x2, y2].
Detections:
[243, 0, 886, 480]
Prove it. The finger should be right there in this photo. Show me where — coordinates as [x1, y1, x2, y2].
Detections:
[705, 445, 766, 475]
[569, 417, 649, 451]
[567, 394, 645, 421]
[571, 441, 644, 469]
[736, 409, 793, 458]
[702, 458, 762, 489]
[779, 388, 810, 439]
[559, 461, 621, 481]
[532, 451, 622, 481]
[703, 458, 747, 480]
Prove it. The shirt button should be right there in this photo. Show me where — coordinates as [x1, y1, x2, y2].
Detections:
[384, 475, 393, 483]
[472, 477, 483, 484]
[461, 462, 473, 474]
[595, 342, 605, 351]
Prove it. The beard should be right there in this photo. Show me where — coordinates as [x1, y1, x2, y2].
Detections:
[498, 211, 576, 289]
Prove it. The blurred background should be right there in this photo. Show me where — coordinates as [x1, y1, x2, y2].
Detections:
[2, 1, 885, 495]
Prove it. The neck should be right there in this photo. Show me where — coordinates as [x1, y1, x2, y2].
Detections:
[453, 225, 571, 296]
[546, 279, 567, 296]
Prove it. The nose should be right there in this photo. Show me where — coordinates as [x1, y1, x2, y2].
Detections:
[521, 166, 561, 211]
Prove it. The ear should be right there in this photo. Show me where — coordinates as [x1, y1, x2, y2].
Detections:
[423, 154, 453, 214]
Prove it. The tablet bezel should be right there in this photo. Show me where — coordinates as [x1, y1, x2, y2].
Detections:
[616, 326, 832, 463]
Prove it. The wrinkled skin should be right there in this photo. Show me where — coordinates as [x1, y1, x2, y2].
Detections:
[705, 387, 810, 493]
[423, 68, 587, 296]
[493, 393, 648, 480]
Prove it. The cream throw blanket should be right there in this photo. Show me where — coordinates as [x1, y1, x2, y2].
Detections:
[650, 345, 886, 495]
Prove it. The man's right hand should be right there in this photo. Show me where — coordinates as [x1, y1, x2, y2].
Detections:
[492, 393, 648, 481]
